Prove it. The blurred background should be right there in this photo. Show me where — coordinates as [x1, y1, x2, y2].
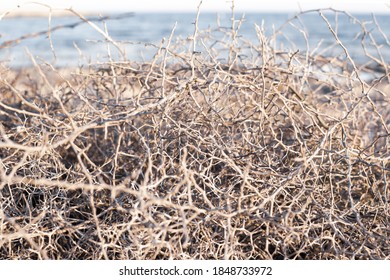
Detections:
[1, 0, 389, 67]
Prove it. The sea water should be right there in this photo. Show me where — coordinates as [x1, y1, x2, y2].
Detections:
[1, 12, 390, 68]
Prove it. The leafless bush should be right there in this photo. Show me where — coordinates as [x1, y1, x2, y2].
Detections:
[0, 7, 389, 259]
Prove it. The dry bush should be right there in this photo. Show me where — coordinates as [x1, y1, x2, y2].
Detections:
[0, 7, 389, 259]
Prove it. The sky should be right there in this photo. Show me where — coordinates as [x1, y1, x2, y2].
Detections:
[1, 0, 389, 14]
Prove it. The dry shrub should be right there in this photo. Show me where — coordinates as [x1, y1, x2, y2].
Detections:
[0, 8, 389, 259]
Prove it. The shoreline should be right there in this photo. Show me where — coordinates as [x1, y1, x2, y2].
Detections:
[0, 9, 105, 18]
